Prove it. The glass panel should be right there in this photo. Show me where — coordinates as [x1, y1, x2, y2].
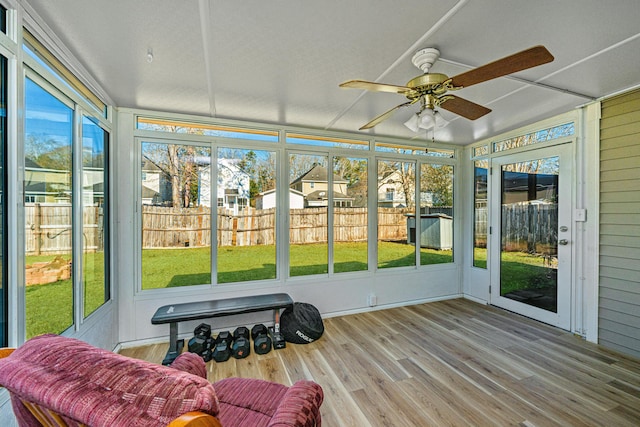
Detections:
[376, 142, 454, 158]
[493, 123, 574, 152]
[377, 160, 415, 269]
[0, 55, 6, 345]
[289, 154, 328, 276]
[217, 148, 277, 283]
[137, 117, 278, 142]
[419, 164, 453, 265]
[82, 117, 108, 317]
[24, 78, 74, 338]
[23, 30, 107, 117]
[0, 5, 6, 34]
[141, 142, 211, 289]
[333, 156, 368, 273]
[286, 133, 369, 150]
[500, 156, 559, 312]
[473, 145, 489, 157]
[473, 160, 488, 268]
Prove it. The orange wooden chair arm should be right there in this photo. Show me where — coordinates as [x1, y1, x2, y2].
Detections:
[167, 411, 223, 427]
[0, 348, 15, 359]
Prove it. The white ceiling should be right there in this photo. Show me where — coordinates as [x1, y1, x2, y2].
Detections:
[24, 0, 640, 145]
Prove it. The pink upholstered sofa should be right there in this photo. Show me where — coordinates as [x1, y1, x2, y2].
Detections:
[0, 334, 323, 427]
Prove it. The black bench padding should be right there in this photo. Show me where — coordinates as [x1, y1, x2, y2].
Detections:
[152, 293, 294, 324]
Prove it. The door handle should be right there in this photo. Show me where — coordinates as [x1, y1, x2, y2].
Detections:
[559, 239, 569, 245]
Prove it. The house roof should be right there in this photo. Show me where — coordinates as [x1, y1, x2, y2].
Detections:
[141, 185, 159, 199]
[306, 190, 352, 202]
[290, 165, 347, 186]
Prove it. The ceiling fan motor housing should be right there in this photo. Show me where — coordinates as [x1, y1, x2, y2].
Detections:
[411, 47, 440, 73]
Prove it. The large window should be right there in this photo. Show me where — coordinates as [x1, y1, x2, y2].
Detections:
[289, 153, 328, 277]
[473, 160, 488, 268]
[140, 141, 212, 289]
[419, 163, 454, 265]
[24, 78, 74, 338]
[139, 142, 281, 288]
[137, 121, 459, 286]
[377, 160, 415, 269]
[333, 156, 368, 273]
[217, 148, 277, 283]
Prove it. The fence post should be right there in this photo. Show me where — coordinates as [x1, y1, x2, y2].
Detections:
[34, 203, 41, 256]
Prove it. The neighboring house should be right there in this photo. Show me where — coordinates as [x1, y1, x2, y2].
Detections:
[377, 170, 408, 208]
[24, 157, 70, 203]
[501, 171, 558, 205]
[289, 164, 353, 208]
[141, 158, 170, 205]
[82, 168, 105, 206]
[199, 159, 250, 214]
[255, 188, 304, 210]
[141, 185, 160, 206]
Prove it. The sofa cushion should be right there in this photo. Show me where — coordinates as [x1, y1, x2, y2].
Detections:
[169, 352, 208, 379]
[0, 334, 219, 427]
[214, 377, 323, 427]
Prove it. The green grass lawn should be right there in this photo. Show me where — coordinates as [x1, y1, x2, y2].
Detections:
[141, 241, 454, 286]
[25, 252, 107, 338]
[26, 243, 550, 338]
[499, 251, 556, 295]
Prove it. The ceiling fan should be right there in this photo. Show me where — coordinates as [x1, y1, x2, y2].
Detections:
[339, 45, 554, 131]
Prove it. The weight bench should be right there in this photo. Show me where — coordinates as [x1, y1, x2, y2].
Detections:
[152, 293, 293, 365]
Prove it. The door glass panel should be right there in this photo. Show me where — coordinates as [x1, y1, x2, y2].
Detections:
[500, 157, 559, 312]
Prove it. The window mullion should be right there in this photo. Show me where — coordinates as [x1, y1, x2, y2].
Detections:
[72, 105, 83, 328]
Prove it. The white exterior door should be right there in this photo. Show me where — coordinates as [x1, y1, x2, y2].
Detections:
[490, 143, 573, 329]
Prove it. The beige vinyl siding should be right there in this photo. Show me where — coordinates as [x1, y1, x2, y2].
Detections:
[599, 88, 640, 359]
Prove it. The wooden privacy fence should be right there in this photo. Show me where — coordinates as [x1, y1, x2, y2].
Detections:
[502, 202, 558, 253]
[25, 203, 103, 256]
[474, 203, 558, 253]
[141, 205, 423, 248]
[143, 205, 211, 248]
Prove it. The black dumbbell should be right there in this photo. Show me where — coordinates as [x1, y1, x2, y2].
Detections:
[188, 323, 213, 358]
[232, 327, 251, 359]
[194, 323, 212, 337]
[212, 331, 232, 363]
[188, 335, 207, 355]
[251, 324, 272, 355]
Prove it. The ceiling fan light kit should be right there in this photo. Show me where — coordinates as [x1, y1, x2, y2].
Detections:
[340, 45, 554, 134]
[403, 113, 421, 132]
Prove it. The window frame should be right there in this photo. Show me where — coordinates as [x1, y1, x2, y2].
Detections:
[133, 114, 461, 294]
[20, 40, 113, 342]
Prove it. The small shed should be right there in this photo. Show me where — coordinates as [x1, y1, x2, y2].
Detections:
[406, 213, 453, 250]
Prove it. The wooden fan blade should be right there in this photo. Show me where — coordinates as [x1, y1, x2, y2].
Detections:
[449, 45, 554, 88]
[360, 100, 417, 130]
[340, 79, 411, 94]
[439, 95, 491, 120]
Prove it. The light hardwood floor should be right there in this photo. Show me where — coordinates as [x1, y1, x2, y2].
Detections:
[120, 299, 640, 426]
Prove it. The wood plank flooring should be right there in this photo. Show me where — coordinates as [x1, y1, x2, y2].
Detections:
[120, 299, 640, 426]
